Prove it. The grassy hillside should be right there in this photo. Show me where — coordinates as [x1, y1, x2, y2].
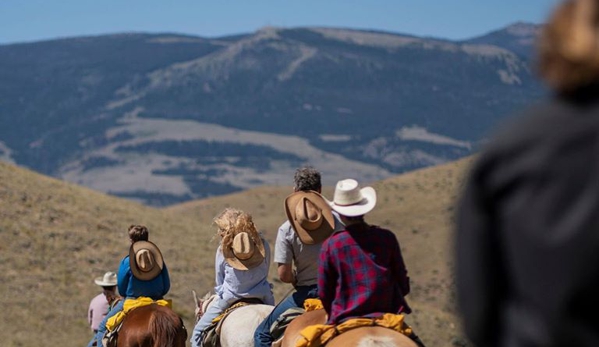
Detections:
[0, 161, 218, 346]
[1, 156, 474, 346]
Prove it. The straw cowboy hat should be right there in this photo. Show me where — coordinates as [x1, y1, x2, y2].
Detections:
[223, 232, 266, 270]
[95, 271, 117, 286]
[329, 179, 377, 217]
[285, 190, 334, 244]
[129, 241, 164, 281]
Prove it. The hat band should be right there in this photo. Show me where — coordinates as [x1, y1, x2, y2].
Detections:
[334, 196, 366, 206]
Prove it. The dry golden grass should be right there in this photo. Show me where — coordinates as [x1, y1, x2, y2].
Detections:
[0, 156, 475, 347]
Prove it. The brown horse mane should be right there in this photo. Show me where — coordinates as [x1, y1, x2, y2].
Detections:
[118, 304, 187, 347]
[149, 305, 185, 347]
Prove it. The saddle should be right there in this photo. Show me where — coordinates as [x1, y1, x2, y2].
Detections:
[270, 306, 306, 344]
[296, 313, 414, 347]
[202, 297, 264, 347]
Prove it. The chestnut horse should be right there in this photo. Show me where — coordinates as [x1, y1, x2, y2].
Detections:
[281, 309, 417, 347]
[116, 304, 187, 347]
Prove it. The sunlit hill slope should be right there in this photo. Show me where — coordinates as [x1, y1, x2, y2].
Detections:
[1, 157, 474, 346]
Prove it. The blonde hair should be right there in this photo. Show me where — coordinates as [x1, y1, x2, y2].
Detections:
[538, 0, 599, 93]
[213, 208, 261, 252]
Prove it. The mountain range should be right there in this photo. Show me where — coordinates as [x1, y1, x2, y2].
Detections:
[0, 22, 545, 205]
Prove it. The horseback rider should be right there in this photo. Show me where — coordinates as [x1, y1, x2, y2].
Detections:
[191, 208, 274, 347]
[254, 166, 344, 347]
[318, 179, 424, 346]
[87, 271, 119, 341]
[89, 225, 170, 347]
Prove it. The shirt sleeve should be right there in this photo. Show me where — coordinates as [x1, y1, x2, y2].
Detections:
[161, 263, 171, 295]
[390, 233, 410, 296]
[274, 223, 293, 264]
[215, 247, 225, 288]
[263, 237, 271, 267]
[88, 300, 93, 327]
[117, 256, 130, 297]
[456, 160, 501, 346]
[318, 239, 335, 315]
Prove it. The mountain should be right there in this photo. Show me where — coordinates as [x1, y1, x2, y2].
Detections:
[464, 22, 542, 60]
[0, 156, 475, 347]
[0, 24, 545, 206]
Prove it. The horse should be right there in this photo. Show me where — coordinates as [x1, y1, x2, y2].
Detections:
[281, 309, 418, 347]
[116, 303, 187, 347]
[194, 291, 274, 347]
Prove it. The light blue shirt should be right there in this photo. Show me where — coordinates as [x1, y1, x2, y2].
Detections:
[214, 236, 274, 305]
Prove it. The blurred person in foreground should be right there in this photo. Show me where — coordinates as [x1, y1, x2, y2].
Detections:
[456, 0, 599, 346]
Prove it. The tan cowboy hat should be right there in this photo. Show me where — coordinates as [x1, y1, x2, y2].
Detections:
[328, 179, 377, 217]
[222, 232, 266, 270]
[129, 241, 164, 281]
[285, 190, 334, 244]
[94, 271, 117, 286]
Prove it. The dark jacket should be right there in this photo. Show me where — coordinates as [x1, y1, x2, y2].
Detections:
[456, 95, 599, 347]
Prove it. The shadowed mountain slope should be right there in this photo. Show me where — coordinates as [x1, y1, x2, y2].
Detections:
[0, 24, 543, 206]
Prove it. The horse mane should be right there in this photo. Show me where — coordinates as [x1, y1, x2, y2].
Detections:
[149, 305, 184, 347]
[118, 304, 187, 347]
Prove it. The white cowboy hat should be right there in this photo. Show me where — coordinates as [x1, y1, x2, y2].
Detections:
[222, 232, 266, 270]
[285, 190, 334, 244]
[129, 241, 164, 281]
[328, 179, 377, 217]
[94, 271, 117, 286]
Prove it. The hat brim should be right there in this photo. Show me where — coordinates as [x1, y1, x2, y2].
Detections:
[285, 191, 335, 245]
[329, 187, 377, 217]
[223, 237, 266, 270]
[129, 241, 164, 281]
[94, 278, 117, 286]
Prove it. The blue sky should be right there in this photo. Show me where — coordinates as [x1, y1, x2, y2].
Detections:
[0, 0, 561, 44]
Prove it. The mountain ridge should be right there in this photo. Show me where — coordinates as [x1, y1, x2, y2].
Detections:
[0, 23, 544, 206]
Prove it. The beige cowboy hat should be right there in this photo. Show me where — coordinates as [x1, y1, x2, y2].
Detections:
[328, 179, 377, 217]
[129, 241, 164, 281]
[222, 232, 266, 270]
[285, 190, 334, 244]
[95, 271, 117, 286]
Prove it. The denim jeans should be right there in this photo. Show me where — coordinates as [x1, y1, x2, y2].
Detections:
[190, 296, 231, 347]
[253, 285, 318, 347]
[87, 299, 125, 347]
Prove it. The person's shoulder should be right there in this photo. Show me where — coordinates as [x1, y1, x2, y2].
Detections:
[276, 220, 294, 238]
[484, 98, 580, 153]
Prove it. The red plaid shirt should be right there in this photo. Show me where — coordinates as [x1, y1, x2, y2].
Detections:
[318, 222, 411, 325]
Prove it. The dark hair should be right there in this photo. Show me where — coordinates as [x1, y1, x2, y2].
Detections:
[128, 225, 149, 242]
[342, 215, 365, 222]
[294, 166, 322, 192]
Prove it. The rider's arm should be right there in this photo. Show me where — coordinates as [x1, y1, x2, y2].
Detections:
[390, 235, 410, 296]
[117, 256, 130, 297]
[277, 263, 295, 284]
[215, 247, 225, 287]
[318, 240, 335, 315]
[161, 263, 171, 295]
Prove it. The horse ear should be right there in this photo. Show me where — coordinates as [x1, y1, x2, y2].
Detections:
[192, 290, 200, 307]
